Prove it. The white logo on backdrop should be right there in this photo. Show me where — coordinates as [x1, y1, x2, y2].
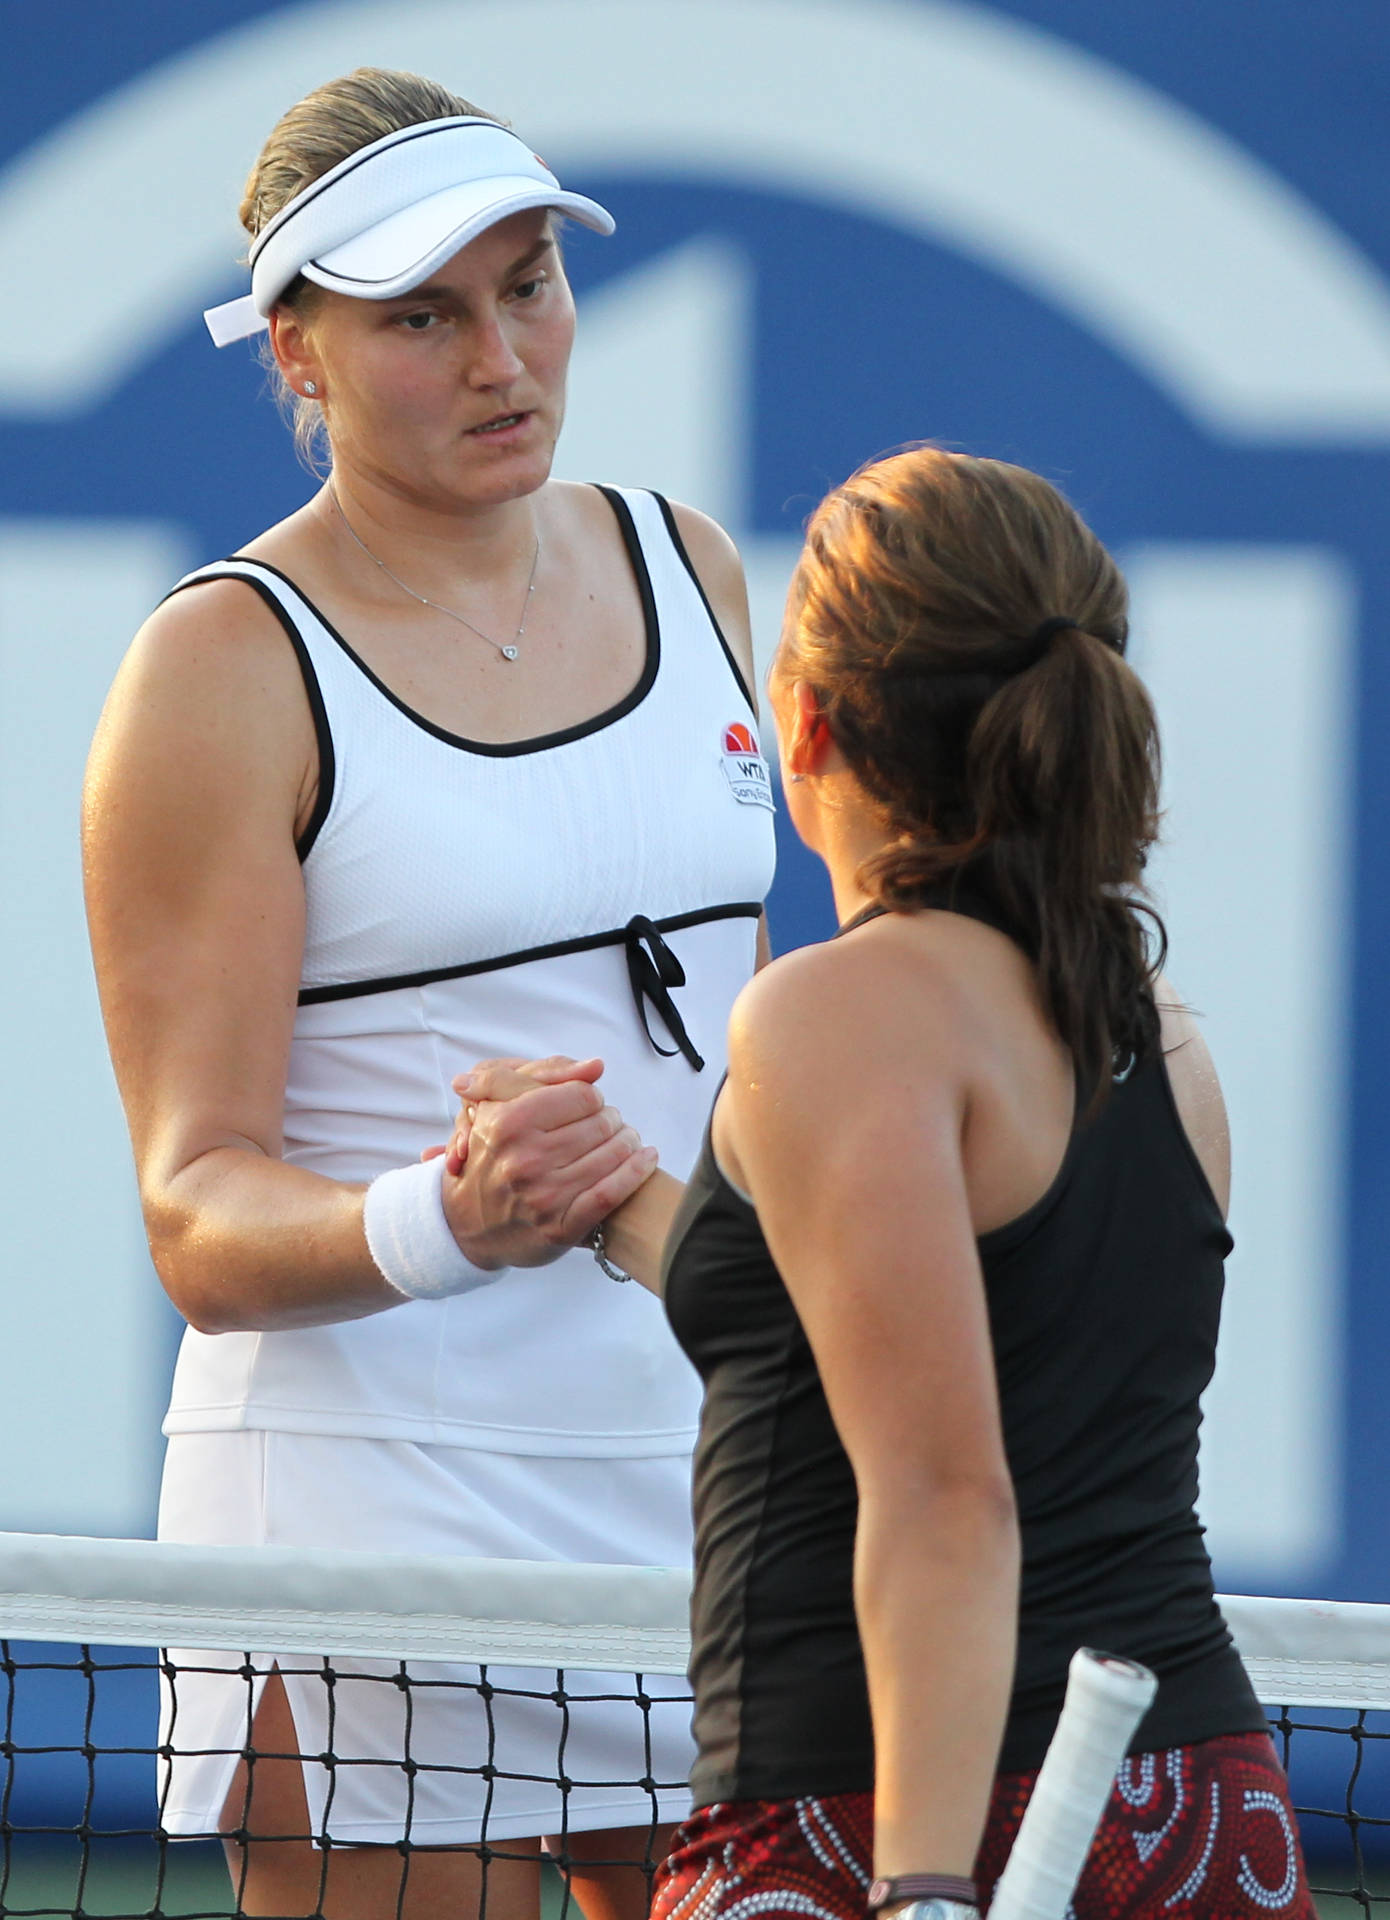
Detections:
[5, 0, 1390, 433]
[0, 0, 1378, 1571]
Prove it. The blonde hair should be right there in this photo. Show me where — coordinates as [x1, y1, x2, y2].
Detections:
[239, 68, 506, 470]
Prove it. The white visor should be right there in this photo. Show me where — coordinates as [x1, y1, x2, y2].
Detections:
[204, 116, 614, 348]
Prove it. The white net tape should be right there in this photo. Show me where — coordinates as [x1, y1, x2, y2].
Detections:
[0, 1532, 1387, 1707]
[1221, 1594, 1390, 1712]
[0, 1532, 691, 1672]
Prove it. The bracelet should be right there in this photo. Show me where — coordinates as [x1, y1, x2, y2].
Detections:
[586, 1220, 633, 1283]
[866, 1876, 977, 1912]
[363, 1157, 510, 1301]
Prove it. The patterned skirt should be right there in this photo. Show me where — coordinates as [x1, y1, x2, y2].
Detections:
[651, 1732, 1315, 1919]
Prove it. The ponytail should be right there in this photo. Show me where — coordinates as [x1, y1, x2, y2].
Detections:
[789, 449, 1165, 1105]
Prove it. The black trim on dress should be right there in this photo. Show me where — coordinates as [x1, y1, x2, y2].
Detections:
[298, 900, 764, 1072]
[224, 486, 660, 758]
[161, 567, 337, 863]
[653, 493, 757, 709]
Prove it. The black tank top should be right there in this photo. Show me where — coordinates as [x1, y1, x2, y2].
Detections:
[661, 904, 1265, 1807]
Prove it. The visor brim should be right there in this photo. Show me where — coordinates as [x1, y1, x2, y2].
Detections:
[301, 179, 615, 302]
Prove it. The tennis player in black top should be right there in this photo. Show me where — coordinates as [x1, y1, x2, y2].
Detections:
[458, 448, 1314, 1919]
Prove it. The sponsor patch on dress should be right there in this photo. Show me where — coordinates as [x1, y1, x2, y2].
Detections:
[721, 722, 775, 809]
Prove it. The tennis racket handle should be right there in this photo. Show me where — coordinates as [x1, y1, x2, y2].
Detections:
[987, 1648, 1157, 1920]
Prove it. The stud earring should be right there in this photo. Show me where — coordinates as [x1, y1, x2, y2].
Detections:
[788, 773, 806, 784]
[303, 381, 318, 395]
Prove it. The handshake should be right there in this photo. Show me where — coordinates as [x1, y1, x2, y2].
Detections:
[418, 1054, 663, 1283]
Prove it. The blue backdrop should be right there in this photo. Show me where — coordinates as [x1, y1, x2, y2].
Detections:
[2, 0, 1387, 1607]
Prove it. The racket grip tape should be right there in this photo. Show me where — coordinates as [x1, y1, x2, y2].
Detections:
[986, 1648, 1156, 1920]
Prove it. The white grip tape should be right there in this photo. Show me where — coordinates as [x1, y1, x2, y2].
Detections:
[363, 1155, 509, 1300]
[988, 1649, 1158, 1920]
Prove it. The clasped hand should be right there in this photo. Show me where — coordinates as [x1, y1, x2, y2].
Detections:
[424, 1056, 655, 1268]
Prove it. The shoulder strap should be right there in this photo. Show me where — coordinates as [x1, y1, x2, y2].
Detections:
[161, 558, 336, 862]
[164, 553, 314, 610]
[604, 487, 756, 710]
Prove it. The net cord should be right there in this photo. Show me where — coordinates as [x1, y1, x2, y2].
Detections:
[0, 1533, 689, 1672]
[0, 1533, 1387, 1705]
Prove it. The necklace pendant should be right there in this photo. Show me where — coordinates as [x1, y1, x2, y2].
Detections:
[502, 645, 520, 661]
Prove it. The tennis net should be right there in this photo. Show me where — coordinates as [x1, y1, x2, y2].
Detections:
[0, 1532, 691, 1917]
[0, 1533, 1387, 1917]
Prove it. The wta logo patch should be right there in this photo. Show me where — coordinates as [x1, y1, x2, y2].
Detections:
[721, 721, 775, 811]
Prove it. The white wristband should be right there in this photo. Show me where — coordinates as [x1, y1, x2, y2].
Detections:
[363, 1156, 509, 1301]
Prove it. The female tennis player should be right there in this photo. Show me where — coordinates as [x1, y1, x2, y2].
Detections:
[466, 447, 1315, 1918]
[83, 66, 774, 1920]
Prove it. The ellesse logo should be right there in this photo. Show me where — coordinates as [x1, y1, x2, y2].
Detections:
[720, 720, 774, 810]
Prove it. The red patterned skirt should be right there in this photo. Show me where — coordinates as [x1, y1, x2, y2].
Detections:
[651, 1732, 1314, 1919]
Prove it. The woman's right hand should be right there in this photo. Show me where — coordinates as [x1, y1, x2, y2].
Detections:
[436, 1057, 658, 1267]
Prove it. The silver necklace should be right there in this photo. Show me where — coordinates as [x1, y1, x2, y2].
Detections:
[328, 482, 540, 662]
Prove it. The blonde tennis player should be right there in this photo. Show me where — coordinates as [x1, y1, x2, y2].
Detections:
[84, 66, 773, 1920]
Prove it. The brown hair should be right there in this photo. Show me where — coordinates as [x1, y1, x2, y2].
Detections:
[786, 447, 1164, 1103]
[238, 68, 505, 469]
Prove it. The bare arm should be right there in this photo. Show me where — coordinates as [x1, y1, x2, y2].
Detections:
[718, 942, 1020, 1880]
[599, 1168, 684, 1289]
[86, 586, 651, 1335]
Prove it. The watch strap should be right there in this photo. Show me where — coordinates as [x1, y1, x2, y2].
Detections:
[866, 1875, 978, 1911]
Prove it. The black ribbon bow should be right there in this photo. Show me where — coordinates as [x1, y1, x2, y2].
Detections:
[623, 916, 705, 1072]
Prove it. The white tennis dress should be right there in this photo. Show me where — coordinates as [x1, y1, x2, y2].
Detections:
[154, 486, 777, 1845]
